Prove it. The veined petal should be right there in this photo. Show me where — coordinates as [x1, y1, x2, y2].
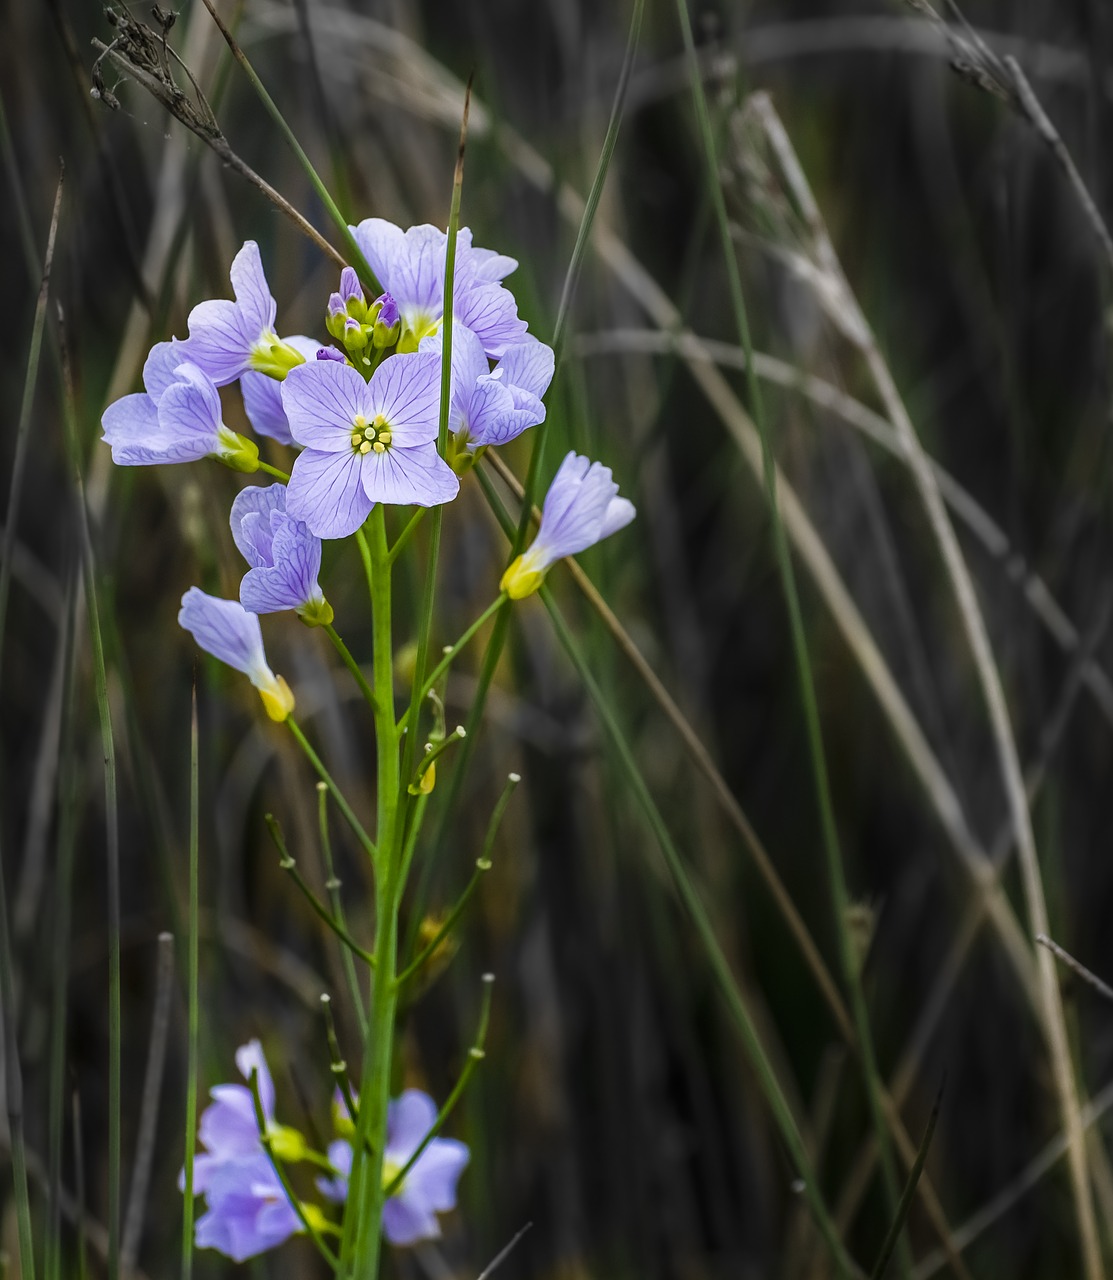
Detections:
[286, 447, 374, 538]
[600, 496, 637, 540]
[496, 339, 554, 402]
[240, 516, 323, 613]
[350, 217, 407, 292]
[455, 282, 528, 358]
[178, 589, 269, 682]
[461, 378, 519, 446]
[359, 443, 459, 508]
[230, 484, 286, 566]
[229, 240, 278, 337]
[386, 224, 447, 312]
[179, 299, 253, 386]
[368, 352, 441, 445]
[143, 340, 185, 403]
[241, 334, 318, 445]
[101, 392, 210, 466]
[419, 323, 490, 435]
[283, 360, 371, 451]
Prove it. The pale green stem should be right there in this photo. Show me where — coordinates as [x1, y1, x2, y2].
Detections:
[181, 689, 200, 1279]
[318, 785, 368, 1035]
[325, 622, 379, 715]
[416, 595, 507, 706]
[286, 717, 377, 860]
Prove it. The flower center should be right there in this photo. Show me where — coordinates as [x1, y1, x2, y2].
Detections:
[381, 1157, 405, 1195]
[350, 412, 393, 455]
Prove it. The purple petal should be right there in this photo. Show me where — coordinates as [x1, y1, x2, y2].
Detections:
[420, 323, 491, 435]
[179, 299, 254, 386]
[235, 1039, 276, 1120]
[283, 360, 371, 451]
[462, 378, 524, 447]
[386, 224, 446, 312]
[286, 448, 374, 538]
[496, 339, 554, 403]
[316, 1139, 352, 1204]
[143, 340, 185, 403]
[367, 352, 441, 446]
[351, 218, 407, 292]
[198, 1087, 260, 1159]
[101, 392, 212, 467]
[178, 589, 268, 681]
[385, 1090, 438, 1160]
[530, 452, 635, 565]
[600, 496, 637, 540]
[240, 515, 323, 613]
[376, 291, 399, 328]
[316, 345, 346, 363]
[383, 1195, 440, 1246]
[195, 1154, 298, 1262]
[230, 484, 287, 566]
[229, 240, 277, 337]
[241, 334, 318, 444]
[462, 242, 518, 284]
[359, 443, 460, 508]
[406, 1137, 470, 1212]
[455, 282, 528, 359]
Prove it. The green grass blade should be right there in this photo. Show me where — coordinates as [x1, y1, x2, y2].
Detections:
[673, 0, 906, 1262]
[181, 686, 200, 1280]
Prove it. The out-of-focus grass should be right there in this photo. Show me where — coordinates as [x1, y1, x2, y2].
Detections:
[3, 1, 1113, 1278]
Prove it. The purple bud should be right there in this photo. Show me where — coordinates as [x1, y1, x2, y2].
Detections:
[316, 346, 346, 362]
[375, 292, 400, 329]
[339, 267, 363, 303]
[328, 292, 346, 319]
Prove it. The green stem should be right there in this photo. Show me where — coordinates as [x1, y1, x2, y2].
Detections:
[325, 622, 379, 715]
[265, 814, 376, 966]
[318, 785, 368, 1035]
[383, 973, 494, 1197]
[386, 508, 427, 566]
[248, 1070, 339, 1269]
[417, 595, 507, 705]
[343, 505, 401, 1280]
[256, 460, 291, 482]
[287, 717, 377, 859]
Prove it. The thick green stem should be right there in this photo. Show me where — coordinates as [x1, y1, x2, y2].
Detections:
[342, 505, 401, 1280]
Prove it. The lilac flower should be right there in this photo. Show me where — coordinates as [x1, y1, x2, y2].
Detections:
[317, 1090, 470, 1246]
[178, 588, 295, 720]
[195, 1153, 302, 1262]
[241, 334, 320, 446]
[230, 484, 332, 625]
[101, 359, 259, 471]
[422, 324, 553, 449]
[350, 219, 528, 357]
[500, 451, 636, 599]
[282, 353, 459, 539]
[178, 241, 305, 384]
[185, 1041, 311, 1262]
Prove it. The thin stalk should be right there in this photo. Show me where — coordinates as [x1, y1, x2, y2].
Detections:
[396, 771, 516, 988]
[248, 1070, 339, 1269]
[398, 82, 470, 800]
[342, 505, 401, 1280]
[287, 717, 377, 859]
[386, 508, 427, 566]
[325, 623, 379, 715]
[318, 784, 368, 1033]
[871, 1083, 945, 1280]
[256, 460, 291, 482]
[417, 596, 507, 705]
[45, 575, 79, 1280]
[321, 994, 362, 1132]
[197, 0, 380, 292]
[383, 972, 495, 1196]
[675, 0, 905, 1262]
[58, 306, 122, 1280]
[265, 813, 376, 966]
[181, 688, 200, 1279]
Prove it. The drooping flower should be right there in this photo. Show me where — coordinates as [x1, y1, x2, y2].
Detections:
[500, 451, 636, 599]
[101, 358, 259, 471]
[317, 1090, 470, 1247]
[178, 589, 295, 720]
[185, 1041, 312, 1262]
[282, 352, 459, 539]
[240, 334, 321, 445]
[230, 484, 332, 625]
[178, 241, 306, 384]
[421, 324, 553, 449]
[350, 219, 528, 357]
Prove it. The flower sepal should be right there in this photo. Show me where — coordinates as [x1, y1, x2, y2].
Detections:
[249, 336, 309, 380]
[258, 674, 296, 722]
[500, 553, 544, 600]
[266, 1122, 309, 1164]
[297, 596, 335, 628]
[217, 430, 261, 474]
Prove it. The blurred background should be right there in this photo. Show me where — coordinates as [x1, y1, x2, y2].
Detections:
[3, 0, 1113, 1276]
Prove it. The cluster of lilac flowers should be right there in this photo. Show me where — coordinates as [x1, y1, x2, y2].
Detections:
[186, 1041, 468, 1260]
[100, 216, 636, 1261]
